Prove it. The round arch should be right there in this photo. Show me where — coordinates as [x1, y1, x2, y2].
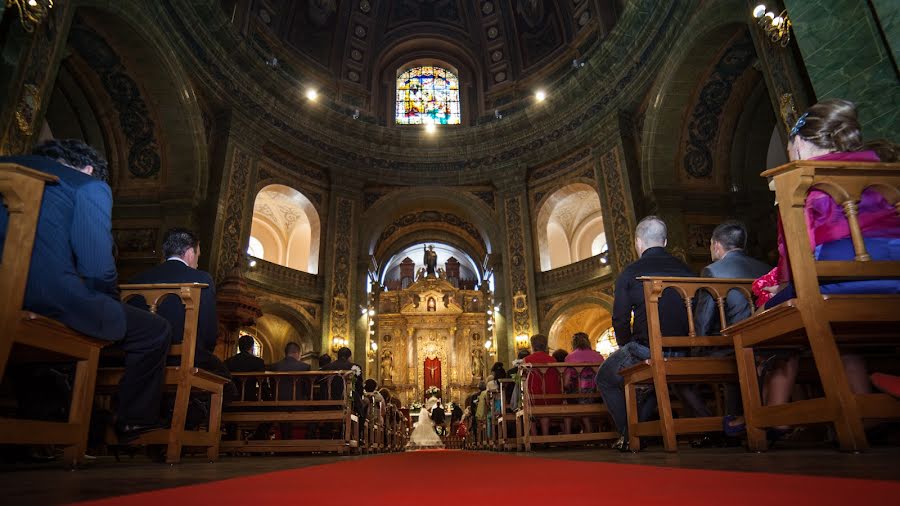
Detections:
[545, 300, 613, 353]
[534, 182, 604, 271]
[250, 184, 321, 274]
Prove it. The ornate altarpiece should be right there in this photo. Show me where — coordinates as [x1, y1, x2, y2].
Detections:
[374, 276, 490, 406]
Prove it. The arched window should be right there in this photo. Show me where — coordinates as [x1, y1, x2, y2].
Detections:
[536, 183, 606, 271]
[249, 184, 320, 273]
[396, 66, 460, 125]
[247, 236, 265, 259]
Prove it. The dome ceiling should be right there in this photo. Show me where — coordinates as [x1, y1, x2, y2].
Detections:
[223, 0, 621, 121]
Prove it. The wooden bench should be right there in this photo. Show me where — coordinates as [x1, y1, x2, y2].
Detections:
[621, 276, 759, 451]
[221, 370, 360, 454]
[95, 283, 230, 463]
[496, 378, 517, 451]
[515, 362, 617, 451]
[0, 163, 108, 468]
[723, 160, 900, 452]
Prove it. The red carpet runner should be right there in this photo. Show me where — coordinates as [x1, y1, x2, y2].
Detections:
[72, 450, 899, 505]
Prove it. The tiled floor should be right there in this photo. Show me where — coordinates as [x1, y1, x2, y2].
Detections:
[2, 445, 899, 505]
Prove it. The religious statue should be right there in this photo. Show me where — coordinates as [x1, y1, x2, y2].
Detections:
[427, 297, 437, 312]
[471, 348, 484, 380]
[424, 244, 438, 277]
[381, 350, 394, 385]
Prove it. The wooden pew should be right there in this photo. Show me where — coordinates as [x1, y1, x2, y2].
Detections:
[221, 370, 360, 454]
[0, 163, 108, 468]
[515, 362, 617, 451]
[723, 160, 900, 452]
[496, 378, 516, 451]
[620, 276, 759, 451]
[95, 283, 230, 463]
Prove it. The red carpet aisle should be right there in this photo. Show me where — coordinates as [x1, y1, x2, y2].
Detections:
[71, 450, 899, 506]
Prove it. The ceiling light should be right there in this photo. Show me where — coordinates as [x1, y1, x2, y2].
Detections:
[535, 90, 546, 102]
[306, 89, 318, 101]
[752, 4, 766, 18]
[424, 122, 436, 134]
[249, 259, 257, 267]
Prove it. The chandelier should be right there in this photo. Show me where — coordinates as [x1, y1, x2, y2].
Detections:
[6, 0, 54, 33]
[752, 4, 792, 47]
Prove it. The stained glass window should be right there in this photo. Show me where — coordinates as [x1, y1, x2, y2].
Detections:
[396, 66, 461, 125]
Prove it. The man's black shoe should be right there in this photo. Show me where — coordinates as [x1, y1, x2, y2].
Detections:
[116, 423, 162, 444]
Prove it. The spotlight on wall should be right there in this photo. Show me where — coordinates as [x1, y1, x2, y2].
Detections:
[249, 259, 257, 268]
[534, 90, 547, 102]
[515, 334, 530, 349]
[572, 58, 585, 69]
[306, 88, 318, 101]
[424, 122, 436, 134]
[752, 4, 791, 47]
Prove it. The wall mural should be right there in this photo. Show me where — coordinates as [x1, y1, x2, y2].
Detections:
[68, 19, 162, 179]
[504, 195, 532, 337]
[598, 145, 636, 273]
[328, 197, 354, 344]
[215, 148, 251, 282]
[681, 30, 756, 179]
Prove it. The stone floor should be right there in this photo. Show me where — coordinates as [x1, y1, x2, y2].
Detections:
[2, 445, 899, 505]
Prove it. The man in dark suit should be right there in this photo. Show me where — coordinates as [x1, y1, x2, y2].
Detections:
[321, 346, 363, 413]
[225, 334, 266, 401]
[269, 342, 311, 400]
[595, 216, 702, 451]
[0, 139, 171, 438]
[694, 221, 771, 420]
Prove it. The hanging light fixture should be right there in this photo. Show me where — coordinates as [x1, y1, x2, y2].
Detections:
[752, 4, 792, 47]
[7, 0, 54, 33]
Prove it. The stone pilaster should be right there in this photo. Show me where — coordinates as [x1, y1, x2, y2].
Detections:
[0, 3, 74, 154]
[321, 188, 359, 359]
[500, 182, 539, 347]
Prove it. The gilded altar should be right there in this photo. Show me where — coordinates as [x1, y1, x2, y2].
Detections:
[373, 275, 490, 406]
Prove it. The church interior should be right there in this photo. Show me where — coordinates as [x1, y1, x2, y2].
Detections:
[0, 0, 899, 504]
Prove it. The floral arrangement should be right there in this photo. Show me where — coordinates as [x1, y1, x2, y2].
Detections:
[410, 401, 424, 410]
[425, 386, 441, 397]
[350, 365, 362, 376]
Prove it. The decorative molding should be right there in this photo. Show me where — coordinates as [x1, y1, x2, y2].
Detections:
[113, 227, 159, 259]
[68, 19, 162, 179]
[216, 148, 252, 282]
[597, 145, 636, 273]
[535, 253, 612, 297]
[375, 211, 487, 256]
[504, 195, 532, 337]
[681, 31, 755, 179]
[329, 197, 354, 342]
[529, 147, 592, 183]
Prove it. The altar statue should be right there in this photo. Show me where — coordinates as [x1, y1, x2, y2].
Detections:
[424, 244, 438, 277]
[381, 350, 394, 384]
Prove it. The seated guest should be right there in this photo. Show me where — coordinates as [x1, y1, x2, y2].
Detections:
[269, 342, 310, 400]
[0, 139, 170, 440]
[692, 221, 770, 433]
[564, 332, 605, 434]
[508, 349, 530, 411]
[321, 346, 363, 413]
[130, 228, 233, 385]
[523, 334, 562, 436]
[732, 99, 900, 437]
[552, 349, 568, 362]
[507, 349, 530, 376]
[225, 335, 266, 400]
[362, 379, 385, 430]
[595, 216, 706, 451]
[317, 354, 333, 369]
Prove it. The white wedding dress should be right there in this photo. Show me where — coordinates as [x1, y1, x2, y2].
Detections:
[407, 396, 444, 449]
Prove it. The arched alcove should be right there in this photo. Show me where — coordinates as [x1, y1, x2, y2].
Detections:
[535, 183, 606, 271]
[249, 184, 321, 274]
[547, 303, 613, 354]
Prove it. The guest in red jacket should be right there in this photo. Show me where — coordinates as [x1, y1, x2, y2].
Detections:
[523, 334, 561, 436]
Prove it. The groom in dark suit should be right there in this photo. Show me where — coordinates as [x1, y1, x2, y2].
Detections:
[0, 139, 171, 438]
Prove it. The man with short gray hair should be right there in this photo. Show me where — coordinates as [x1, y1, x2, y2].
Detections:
[595, 216, 696, 451]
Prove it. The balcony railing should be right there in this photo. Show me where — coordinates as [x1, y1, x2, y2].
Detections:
[536, 253, 612, 296]
[243, 256, 322, 297]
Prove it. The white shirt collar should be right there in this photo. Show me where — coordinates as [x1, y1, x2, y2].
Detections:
[166, 256, 190, 267]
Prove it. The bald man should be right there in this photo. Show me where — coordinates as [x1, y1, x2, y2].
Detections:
[595, 216, 696, 451]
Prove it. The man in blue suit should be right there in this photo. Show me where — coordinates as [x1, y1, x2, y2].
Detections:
[0, 139, 171, 439]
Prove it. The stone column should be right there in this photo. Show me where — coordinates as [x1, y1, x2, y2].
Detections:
[0, 3, 75, 154]
[783, 0, 898, 141]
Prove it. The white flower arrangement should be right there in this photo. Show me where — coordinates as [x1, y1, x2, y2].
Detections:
[425, 386, 441, 396]
[410, 401, 424, 410]
[350, 365, 362, 376]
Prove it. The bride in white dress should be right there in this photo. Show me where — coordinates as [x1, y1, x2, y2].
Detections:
[407, 396, 444, 449]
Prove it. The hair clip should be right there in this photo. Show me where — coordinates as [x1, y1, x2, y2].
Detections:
[789, 112, 808, 138]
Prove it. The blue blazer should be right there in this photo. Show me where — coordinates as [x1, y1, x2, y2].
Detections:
[129, 260, 218, 353]
[0, 155, 125, 340]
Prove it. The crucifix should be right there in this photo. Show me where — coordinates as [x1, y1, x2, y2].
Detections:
[426, 362, 439, 381]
